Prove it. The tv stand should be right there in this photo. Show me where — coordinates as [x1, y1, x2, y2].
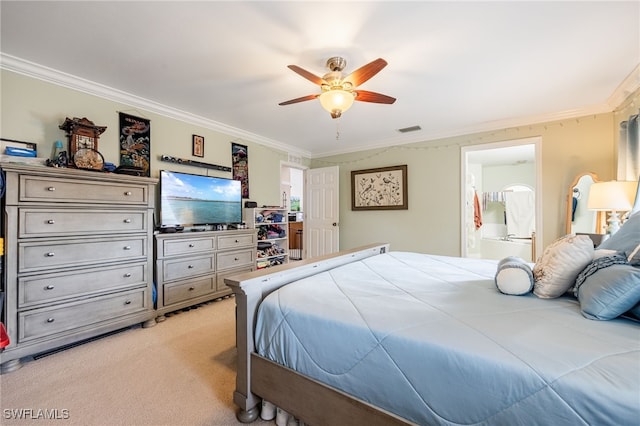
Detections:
[154, 229, 256, 320]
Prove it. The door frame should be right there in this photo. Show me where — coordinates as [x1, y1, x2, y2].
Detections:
[460, 136, 543, 260]
[280, 161, 308, 258]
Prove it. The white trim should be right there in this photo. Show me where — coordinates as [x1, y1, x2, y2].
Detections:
[607, 63, 640, 109]
[0, 53, 311, 158]
[2, 53, 636, 159]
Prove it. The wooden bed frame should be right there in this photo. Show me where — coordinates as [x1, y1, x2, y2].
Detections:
[225, 243, 416, 425]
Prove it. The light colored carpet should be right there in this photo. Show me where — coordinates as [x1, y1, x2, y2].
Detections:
[0, 297, 272, 426]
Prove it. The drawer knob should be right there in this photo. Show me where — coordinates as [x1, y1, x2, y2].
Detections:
[47, 187, 56, 192]
[123, 246, 131, 250]
[124, 300, 132, 305]
[234, 257, 239, 261]
[188, 265, 194, 269]
[189, 243, 195, 248]
[235, 239, 239, 243]
[47, 318, 55, 323]
[46, 219, 55, 225]
[124, 191, 132, 196]
[46, 252, 55, 257]
[124, 273, 132, 278]
[45, 285, 55, 290]
[189, 287, 195, 291]
[123, 218, 132, 223]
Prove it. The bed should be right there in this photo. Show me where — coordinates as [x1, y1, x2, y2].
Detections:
[226, 242, 640, 426]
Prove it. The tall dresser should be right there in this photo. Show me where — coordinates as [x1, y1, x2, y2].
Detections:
[0, 163, 157, 373]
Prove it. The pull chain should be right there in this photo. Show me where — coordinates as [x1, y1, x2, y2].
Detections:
[335, 119, 341, 140]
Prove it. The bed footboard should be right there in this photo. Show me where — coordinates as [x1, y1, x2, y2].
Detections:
[225, 243, 390, 422]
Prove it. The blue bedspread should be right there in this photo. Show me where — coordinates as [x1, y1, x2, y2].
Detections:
[255, 252, 640, 425]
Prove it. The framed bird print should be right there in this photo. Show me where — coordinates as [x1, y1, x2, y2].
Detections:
[351, 165, 408, 210]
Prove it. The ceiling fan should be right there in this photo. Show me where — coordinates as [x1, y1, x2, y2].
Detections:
[279, 57, 396, 119]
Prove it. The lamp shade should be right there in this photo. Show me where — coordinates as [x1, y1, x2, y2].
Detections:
[319, 90, 355, 118]
[587, 181, 638, 211]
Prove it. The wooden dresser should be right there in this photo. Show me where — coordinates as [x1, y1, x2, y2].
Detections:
[0, 163, 157, 373]
[154, 229, 256, 320]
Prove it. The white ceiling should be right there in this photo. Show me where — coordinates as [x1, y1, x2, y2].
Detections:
[1, 1, 639, 158]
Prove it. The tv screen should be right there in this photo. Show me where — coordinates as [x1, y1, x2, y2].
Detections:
[160, 170, 242, 227]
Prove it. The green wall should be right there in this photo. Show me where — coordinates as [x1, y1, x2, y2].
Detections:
[312, 109, 630, 255]
[2, 68, 638, 257]
[0, 70, 288, 208]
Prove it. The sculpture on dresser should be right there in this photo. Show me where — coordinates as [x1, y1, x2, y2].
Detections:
[59, 117, 106, 169]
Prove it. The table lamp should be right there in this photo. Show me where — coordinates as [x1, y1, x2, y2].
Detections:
[587, 180, 638, 234]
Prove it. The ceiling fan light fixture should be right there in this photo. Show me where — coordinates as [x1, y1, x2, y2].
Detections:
[319, 90, 355, 118]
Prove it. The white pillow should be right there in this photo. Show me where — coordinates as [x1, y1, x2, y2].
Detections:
[533, 234, 595, 299]
[495, 256, 534, 295]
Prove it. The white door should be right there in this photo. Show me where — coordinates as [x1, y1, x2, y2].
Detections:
[305, 166, 339, 258]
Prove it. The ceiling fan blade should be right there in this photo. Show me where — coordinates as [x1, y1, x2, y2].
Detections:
[279, 94, 320, 106]
[354, 90, 396, 104]
[287, 65, 325, 85]
[344, 58, 388, 86]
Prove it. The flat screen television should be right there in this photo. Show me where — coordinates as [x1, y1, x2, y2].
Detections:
[159, 170, 242, 227]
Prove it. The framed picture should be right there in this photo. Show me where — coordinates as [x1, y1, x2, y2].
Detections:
[351, 164, 408, 210]
[192, 135, 204, 157]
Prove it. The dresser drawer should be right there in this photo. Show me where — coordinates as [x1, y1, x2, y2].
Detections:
[18, 288, 148, 342]
[19, 263, 147, 308]
[158, 237, 216, 258]
[19, 208, 148, 237]
[217, 249, 254, 271]
[160, 255, 215, 282]
[19, 175, 149, 205]
[19, 236, 147, 272]
[217, 233, 255, 250]
[163, 277, 215, 306]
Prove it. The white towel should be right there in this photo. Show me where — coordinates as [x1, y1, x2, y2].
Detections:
[505, 191, 535, 238]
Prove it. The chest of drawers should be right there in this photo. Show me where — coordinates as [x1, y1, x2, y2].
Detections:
[154, 229, 256, 320]
[0, 163, 157, 373]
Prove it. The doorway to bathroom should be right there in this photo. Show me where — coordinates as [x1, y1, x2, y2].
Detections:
[461, 137, 542, 262]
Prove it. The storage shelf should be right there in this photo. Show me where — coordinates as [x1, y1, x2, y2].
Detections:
[244, 207, 289, 269]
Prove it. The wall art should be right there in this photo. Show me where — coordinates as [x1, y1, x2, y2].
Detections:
[232, 142, 249, 198]
[192, 134, 204, 157]
[119, 112, 150, 176]
[351, 164, 408, 210]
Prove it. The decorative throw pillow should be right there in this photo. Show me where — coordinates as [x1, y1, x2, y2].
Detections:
[573, 253, 629, 297]
[627, 243, 640, 266]
[598, 211, 640, 256]
[624, 302, 640, 321]
[494, 256, 534, 295]
[533, 234, 594, 298]
[575, 263, 640, 320]
[593, 249, 618, 260]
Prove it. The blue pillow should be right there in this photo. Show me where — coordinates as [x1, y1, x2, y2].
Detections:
[624, 302, 640, 321]
[598, 211, 640, 256]
[575, 263, 640, 320]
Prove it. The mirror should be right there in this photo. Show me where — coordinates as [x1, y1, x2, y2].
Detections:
[565, 172, 605, 234]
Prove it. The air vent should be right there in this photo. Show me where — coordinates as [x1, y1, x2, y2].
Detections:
[397, 125, 422, 133]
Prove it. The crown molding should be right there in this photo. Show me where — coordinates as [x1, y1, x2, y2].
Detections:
[607, 63, 640, 109]
[2, 53, 635, 160]
[312, 103, 614, 158]
[0, 53, 311, 158]
[312, 68, 640, 158]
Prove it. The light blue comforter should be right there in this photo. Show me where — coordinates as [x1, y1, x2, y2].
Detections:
[255, 252, 640, 425]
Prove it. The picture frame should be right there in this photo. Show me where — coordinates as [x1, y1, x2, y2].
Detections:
[192, 135, 204, 157]
[351, 164, 408, 210]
